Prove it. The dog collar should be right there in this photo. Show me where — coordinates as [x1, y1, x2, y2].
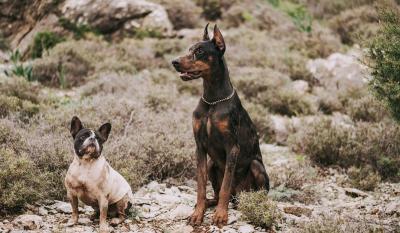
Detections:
[201, 88, 235, 105]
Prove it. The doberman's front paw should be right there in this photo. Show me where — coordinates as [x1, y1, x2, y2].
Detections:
[212, 207, 228, 228]
[189, 208, 205, 226]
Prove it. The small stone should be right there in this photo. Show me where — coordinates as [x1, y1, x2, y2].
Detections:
[50, 201, 72, 214]
[38, 207, 48, 216]
[238, 224, 255, 233]
[227, 214, 239, 225]
[147, 181, 161, 191]
[169, 204, 193, 220]
[344, 188, 368, 198]
[283, 206, 312, 217]
[12, 214, 43, 230]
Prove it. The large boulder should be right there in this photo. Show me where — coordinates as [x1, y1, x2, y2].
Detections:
[61, 0, 173, 36]
[306, 48, 369, 92]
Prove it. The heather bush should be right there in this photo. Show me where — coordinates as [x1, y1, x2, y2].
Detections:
[347, 166, 381, 191]
[238, 191, 282, 229]
[0, 148, 46, 214]
[329, 5, 379, 45]
[290, 118, 400, 181]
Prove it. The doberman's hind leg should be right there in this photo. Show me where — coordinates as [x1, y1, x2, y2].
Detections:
[250, 159, 270, 192]
[207, 159, 222, 208]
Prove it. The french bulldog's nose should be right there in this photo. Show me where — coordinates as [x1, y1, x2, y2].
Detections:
[172, 59, 180, 69]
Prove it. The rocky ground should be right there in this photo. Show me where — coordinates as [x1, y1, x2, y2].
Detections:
[1, 144, 399, 233]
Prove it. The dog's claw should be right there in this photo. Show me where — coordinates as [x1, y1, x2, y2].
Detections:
[189, 208, 205, 226]
[212, 207, 228, 228]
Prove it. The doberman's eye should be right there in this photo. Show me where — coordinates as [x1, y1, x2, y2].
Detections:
[196, 49, 204, 55]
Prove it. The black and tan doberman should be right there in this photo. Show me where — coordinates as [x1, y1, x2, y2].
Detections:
[172, 24, 270, 227]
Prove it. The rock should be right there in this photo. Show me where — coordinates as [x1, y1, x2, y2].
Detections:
[238, 224, 255, 233]
[169, 223, 194, 233]
[10, 14, 61, 56]
[50, 201, 72, 214]
[61, 0, 173, 36]
[38, 207, 48, 216]
[269, 115, 290, 145]
[306, 49, 369, 92]
[169, 204, 193, 220]
[290, 80, 309, 95]
[12, 214, 43, 230]
[385, 200, 400, 216]
[344, 188, 369, 198]
[283, 206, 312, 217]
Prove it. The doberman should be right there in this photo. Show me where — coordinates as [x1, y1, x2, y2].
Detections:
[171, 24, 270, 227]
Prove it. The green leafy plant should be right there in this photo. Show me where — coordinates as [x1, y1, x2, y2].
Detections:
[368, 7, 400, 122]
[6, 50, 33, 81]
[238, 191, 282, 229]
[59, 17, 98, 39]
[31, 31, 65, 59]
[287, 5, 312, 33]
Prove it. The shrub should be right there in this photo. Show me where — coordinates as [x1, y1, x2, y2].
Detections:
[32, 45, 92, 88]
[31, 31, 65, 59]
[59, 17, 98, 39]
[290, 118, 400, 181]
[345, 95, 388, 122]
[261, 88, 316, 116]
[348, 166, 381, 191]
[0, 95, 39, 119]
[368, 6, 400, 122]
[299, 214, 385, 233]
[238, 191, 282, 229]
[195, 0, 222, 20]
[0, 148, 45, 214]
[330, 5, 379, 45]
[152, 0, 201, 30]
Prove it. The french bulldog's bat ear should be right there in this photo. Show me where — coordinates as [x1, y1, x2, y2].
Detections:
[70, 116, 83, 139]
[212, 24, 225, 54]
[203, 23, 210, 41]
[98, 122, 112, 142]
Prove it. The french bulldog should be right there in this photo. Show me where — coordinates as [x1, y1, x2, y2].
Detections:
[65, 116, 133, 233]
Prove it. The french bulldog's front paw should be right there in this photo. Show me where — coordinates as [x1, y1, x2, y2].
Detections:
[66, 217, 78, 227]
[110, 217, 122, 226]
[212, 207, 228, 228]
[99, 223, 109, 233]
[189, 207, 205, 226]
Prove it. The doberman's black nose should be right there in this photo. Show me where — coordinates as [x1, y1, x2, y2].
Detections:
[172, 59, 180, 69]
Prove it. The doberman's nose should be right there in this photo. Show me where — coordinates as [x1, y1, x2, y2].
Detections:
[172, 59, 180, 69]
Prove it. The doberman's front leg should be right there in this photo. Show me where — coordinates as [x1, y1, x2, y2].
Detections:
[212, 145, 239, 227]
[189, 147, 208, 225]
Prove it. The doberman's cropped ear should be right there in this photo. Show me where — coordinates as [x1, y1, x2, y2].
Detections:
[98, 122, 112, 142]
[70, 116, 83, 139]
[212, 24, 225, 54]
[203, 23, 210, 41]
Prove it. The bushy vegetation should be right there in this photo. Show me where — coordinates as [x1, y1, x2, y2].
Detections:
[290, 118, 400, 181]
[369, 6, 400, 122]
[31, 31, 65, 59]
[238, 191, 282, 229]
[0, 0, 397, 218]
[0, 148, 45, 213]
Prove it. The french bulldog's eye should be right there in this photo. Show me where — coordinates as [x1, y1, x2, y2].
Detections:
[80, 136, 86, 140]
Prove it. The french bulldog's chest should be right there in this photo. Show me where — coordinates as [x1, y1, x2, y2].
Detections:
[65, 157, 108, 206]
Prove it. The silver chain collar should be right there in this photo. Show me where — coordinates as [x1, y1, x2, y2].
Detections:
[201, 88, 235, 105]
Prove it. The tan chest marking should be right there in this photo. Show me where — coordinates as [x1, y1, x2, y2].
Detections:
[193, 118, 202, 133]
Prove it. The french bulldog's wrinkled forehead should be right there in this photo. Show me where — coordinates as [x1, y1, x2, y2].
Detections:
[74, 128, 96, 140]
